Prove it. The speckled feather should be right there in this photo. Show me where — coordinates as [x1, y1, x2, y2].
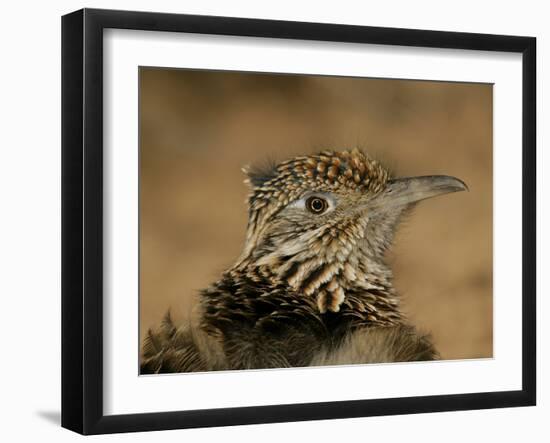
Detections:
[141, 148, 440, 373]
[238, 149, 395, 315]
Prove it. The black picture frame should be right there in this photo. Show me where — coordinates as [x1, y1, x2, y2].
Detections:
[61, 8, 536, 435]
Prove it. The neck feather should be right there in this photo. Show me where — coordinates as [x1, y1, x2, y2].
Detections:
[229, 245, 403, 325]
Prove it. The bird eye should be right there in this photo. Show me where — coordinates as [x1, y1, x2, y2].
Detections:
[306, 196, 328, 214]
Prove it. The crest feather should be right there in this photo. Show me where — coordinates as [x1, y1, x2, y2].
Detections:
[242, 159, 278, 188]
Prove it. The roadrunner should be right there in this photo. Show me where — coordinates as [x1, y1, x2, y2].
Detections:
[141, 148, 467, 373]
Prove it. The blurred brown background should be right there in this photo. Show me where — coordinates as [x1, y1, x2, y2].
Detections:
[139, 67, 493, 360]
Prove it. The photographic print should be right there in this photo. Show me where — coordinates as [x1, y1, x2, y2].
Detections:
[62, 9, 535, 433]
[139, 68, 493, 374]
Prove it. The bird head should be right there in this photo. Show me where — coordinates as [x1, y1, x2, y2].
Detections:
[235, 148, 467, 314]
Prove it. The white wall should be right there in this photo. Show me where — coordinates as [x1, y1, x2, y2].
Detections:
[0, 1, 546, 441]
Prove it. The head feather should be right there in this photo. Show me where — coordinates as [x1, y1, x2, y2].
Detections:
[242, 159, 278, 189]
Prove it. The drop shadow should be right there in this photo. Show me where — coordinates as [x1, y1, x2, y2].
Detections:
[36, 410, 61, 426]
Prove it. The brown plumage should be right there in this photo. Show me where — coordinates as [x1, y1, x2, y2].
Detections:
[141, 148, 467, 374]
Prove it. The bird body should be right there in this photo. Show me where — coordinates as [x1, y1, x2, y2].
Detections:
[141, 148, 466, 374]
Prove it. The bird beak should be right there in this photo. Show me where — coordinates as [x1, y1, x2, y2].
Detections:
[366, 175, 468, 213]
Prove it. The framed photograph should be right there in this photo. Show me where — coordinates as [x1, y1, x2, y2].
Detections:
[61, 8, 536, 435]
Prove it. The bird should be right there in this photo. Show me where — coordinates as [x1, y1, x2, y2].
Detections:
[140, 148, 467, 374]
